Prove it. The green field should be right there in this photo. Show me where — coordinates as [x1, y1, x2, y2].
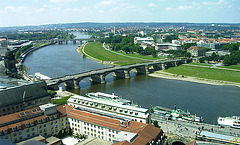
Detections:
[83, 42, 149, 65]
[165, 65, 240, 83]
[217, 65, 240, 70]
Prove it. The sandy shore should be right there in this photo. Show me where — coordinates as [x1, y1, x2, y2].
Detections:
[149, 71, 240, 87]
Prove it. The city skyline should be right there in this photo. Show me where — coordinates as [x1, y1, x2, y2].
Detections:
[0, 0, 239, 27]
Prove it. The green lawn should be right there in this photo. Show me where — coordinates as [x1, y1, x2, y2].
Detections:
[165, 65, 240, 83]
[51, 95, 72, 105]
[217, 65, 240, 70]
[33, 43, 45, 47]
[84, 42, 149, 65]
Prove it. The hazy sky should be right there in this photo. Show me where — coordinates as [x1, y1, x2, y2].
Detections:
[0, 0, 239, 27]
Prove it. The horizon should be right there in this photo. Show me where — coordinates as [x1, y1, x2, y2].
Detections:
[1, 21, 240, 28]
[0, 0, 240, 27]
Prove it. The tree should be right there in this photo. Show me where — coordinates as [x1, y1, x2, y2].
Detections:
[153, 120, 159, 127]
[181, 43, 197, 50]
[199, 57, 206, 63]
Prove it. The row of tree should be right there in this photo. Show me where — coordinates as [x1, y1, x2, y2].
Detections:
[14, 43, 33, 59]
[5, 30, 75, 40]
[199, 42, 240, 66]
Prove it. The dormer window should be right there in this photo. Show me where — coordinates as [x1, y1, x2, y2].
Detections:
[12, 128, 16, 132]
[17, 126, 21, 130]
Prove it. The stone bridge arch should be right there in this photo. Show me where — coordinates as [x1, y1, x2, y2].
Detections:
[166, 136, 191, 145]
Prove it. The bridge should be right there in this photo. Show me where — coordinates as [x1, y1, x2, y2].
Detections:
[46, 59, 192, 90]
[34, 38, 98, 44]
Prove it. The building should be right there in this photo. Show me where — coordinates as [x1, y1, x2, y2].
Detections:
[205, 50, 230, 57]
[134, 37, 154, 44]
[66, 105, 164, 143]
[113, 125, 164, 145]
[67, 92, 151, 124]
[0, 104, 69, 143]
[155, 43, 182, 51]
[0, 78, 51, 116]
[197, 41, 227, 50]
[0, 36, 7, 57]
[187, 46, 206, 57]
[16, 135, 63, 145]
[4, 49, 18, 78]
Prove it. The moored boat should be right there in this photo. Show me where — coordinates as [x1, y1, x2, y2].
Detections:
[218, 116, 240, 129]
[153, 105, 203, 122]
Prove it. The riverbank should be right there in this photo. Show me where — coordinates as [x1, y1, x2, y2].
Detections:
[149, 71, 240, 87]
[19, 42, 54, 63]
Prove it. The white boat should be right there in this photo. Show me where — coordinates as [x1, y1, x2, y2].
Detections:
[218, 116, 240, 129]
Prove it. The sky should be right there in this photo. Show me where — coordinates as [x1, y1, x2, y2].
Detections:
[0, 0, 239, 27]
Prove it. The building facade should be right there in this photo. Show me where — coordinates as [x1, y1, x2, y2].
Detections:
[187, 46, 206, 57]
[66, 105, 164, 143]
[155, 43, 182, 50]
[0, 104, 69, 143]
[134, 37, 154, 44]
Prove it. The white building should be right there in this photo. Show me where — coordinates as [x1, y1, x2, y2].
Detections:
[66, 105, 164, 143]
[134, 37, 154, 44]
[155, 43, 182, 50]
[67, 92, 151, 124]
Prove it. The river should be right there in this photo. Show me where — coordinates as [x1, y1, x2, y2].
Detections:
[24, 33, 240, 124]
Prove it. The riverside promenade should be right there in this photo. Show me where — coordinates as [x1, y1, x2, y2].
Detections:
[152, 114, 240, 144]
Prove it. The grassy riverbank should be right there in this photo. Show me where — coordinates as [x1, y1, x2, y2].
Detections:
[83, 42, 151, 65]
[150, 64, 240, 86]
[166, 65, 240, 83]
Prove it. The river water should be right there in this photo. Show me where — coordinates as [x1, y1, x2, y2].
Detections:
[24, 33, 240, 124]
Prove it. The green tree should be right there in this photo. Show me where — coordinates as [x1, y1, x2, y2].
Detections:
[153, 120, 159, 127]
[199, 57, 206, 63]
[181, 43, 197, 50]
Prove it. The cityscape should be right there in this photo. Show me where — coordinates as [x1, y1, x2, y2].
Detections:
[0, 0, 240, 145]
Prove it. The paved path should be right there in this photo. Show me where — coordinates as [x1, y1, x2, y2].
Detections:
[183, 64, 240, 72]
[152, 115, 240, 139]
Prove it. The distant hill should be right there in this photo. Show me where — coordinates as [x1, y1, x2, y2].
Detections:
[0, 22, 239, 32]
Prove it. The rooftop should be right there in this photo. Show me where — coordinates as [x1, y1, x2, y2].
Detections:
[68, 95, 148, 113]
[64, 105, 147, 133]
[0, 76, 33, 90]
[0, 104, 67, 133]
